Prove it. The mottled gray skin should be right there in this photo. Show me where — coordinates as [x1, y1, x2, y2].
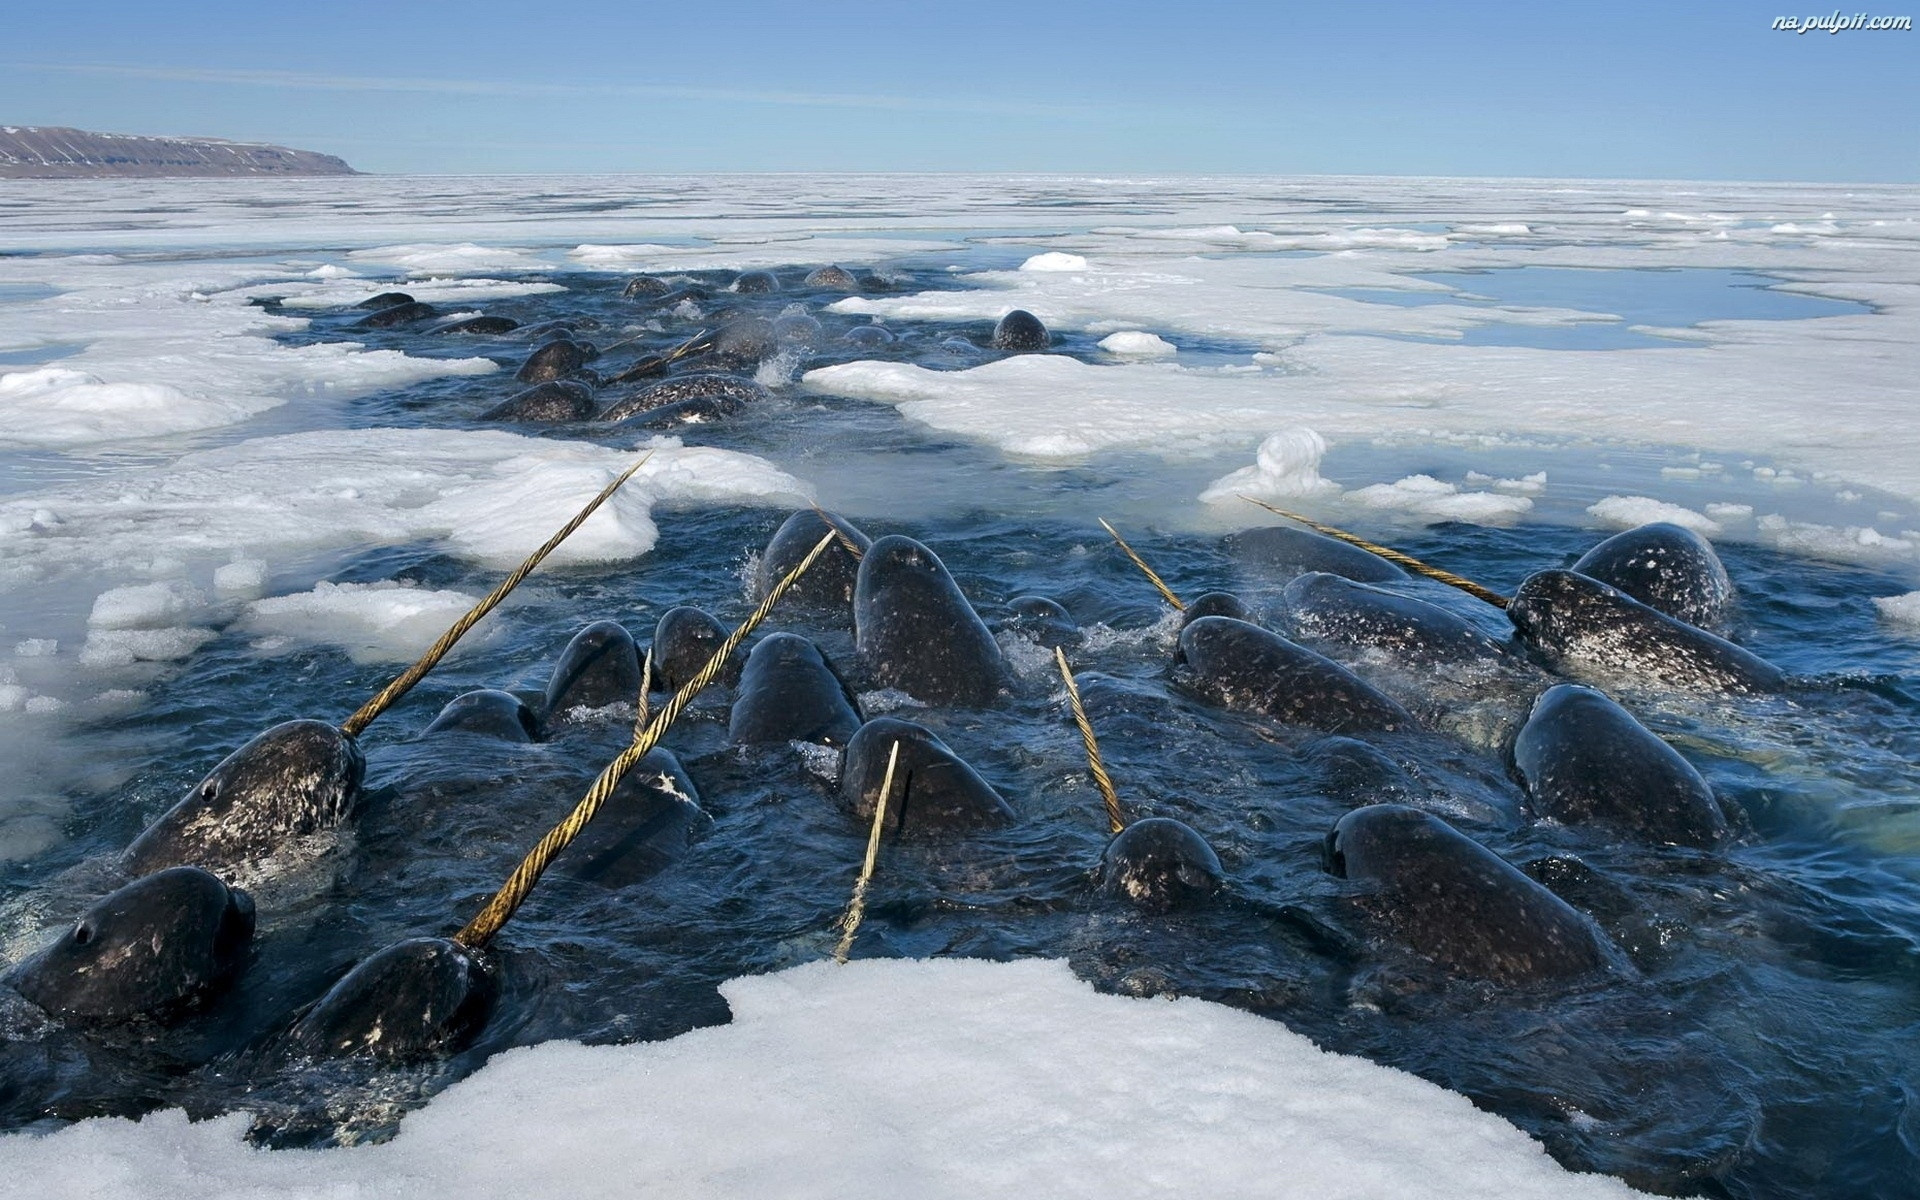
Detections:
[1327, 804, 1617, 985]
[1508, 570, 1784, 694]
[651, 606, 739, 692]
[772, 312, 822, 346]
[1099, 818, 1223, 913]
[543, 621, 643, 717]
[991, 309, 1050, 352]
[1180, 590, 1252, 628]
[555, 748, 703, 887]
[6, 867, 254, 1024]
[753, 509, 871, 617]
[804, 265, 860, 291]
[354, 291, 414, 311]
[1302, 736, 1416, 805]
[124, 720, 365, 879]
[729, 633, 864, 746]
[1005, 594, 1079, 650]
[1226, 526, 1407, 584]
[1171, 617, 1414, 734]
[422, 689, 541, 742]
[286, 937, 492, 1062]
[515, 339, 593, 384]
[598, 373, 768, 424]
[839, 717, 1013, 837]
[842, 324, 895, 349]
[1512, 685, 1730, 849]
[432, 315, 519, 335]
[732, 269, 780, 294]
[1572, 522, 1736, 633]
[480, 379, 596, 423]
[353, 301, 437, 329]
[855, 535, 1010, 708]
[1283, 572, 1510, 668]
[711, 318, 777, 364]
[622, 274, 672, 298]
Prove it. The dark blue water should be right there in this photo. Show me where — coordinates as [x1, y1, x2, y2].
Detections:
[4, 262, 1917, 1199]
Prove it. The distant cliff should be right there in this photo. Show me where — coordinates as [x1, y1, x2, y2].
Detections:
[0, 126, 358, 178]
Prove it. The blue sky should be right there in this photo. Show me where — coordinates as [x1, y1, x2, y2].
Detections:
[3, 0, 1914, 179]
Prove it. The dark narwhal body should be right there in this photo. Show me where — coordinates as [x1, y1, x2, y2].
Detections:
[544, 621, 644, 717]
[480, 379, 596, 423]
[1099, 818, 1223, 913]
[1571, 522, 1736, 634]
[1512, 684, 1731, 849]
[599, 374, 767, 425]
[1227, 525, 1408, 584]
[753, 509, 871, 617]
[651, 606, 738, 692]
[729, 633, 863, 746]
[123, 719, 365, 879]
[1508, 570, 1784, 694]
[1005, 594, 1079, 649]
[839, 717, 1013, 836]
[422, 689, 542, 742]
[622, 274, 672, 298]
[1283, 572, 1510, 668]
[7, 867, 255, 1024]
[1171, 616, 1413, 734]
[854, 535, 1009, 708]
[555, 748, 704, 887]
[1328, 804, 1617, 985]
[353, 300, 437, 329]
[1180, 591, 1253, 627]
[991, 309, 1050, 352]
[286, 937, 493, 1062]
[516, 338, 594, 384]
[432, 314, 519, 336]
[804, 265, 860, 291]
[732, 269, 780, 294]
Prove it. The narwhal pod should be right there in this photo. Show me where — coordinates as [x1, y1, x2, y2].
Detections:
[123, 720, 366, 880]
[544, 620, 645, 717]
[286, 937, 493, 1063]
[1327, 804, 1619, 985]
[1572, 522, 1735, 634]
[515, 338, 595, 384]
[651, 606, 740, 692]
[1225, 525, 1407, 584]
[854, 535, 1010, 708]
[752, 509, 872, 615]
[838, 717, 1013, 836]
[1098, 818, 1223, 913]
[1511, 685, 1730, 849]
[1282, 572, 1512, 668]
[729, 633, 864, 746]
[480, 379, 597, 423]
[1507, 570, 1784, 694]
[554, 748, 704, 888]
[6, 867, 255, 1024]
[1170, 616, 1414, 734]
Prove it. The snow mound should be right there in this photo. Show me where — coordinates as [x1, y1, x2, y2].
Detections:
[1098, 330, 1177, 357]
[0, 958, 1644, 1200]
[1019, 251, 1088, 272]
[1200, 429, 1338, 503]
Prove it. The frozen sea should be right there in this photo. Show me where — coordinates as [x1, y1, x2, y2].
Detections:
[0, 174, 1918, 1199]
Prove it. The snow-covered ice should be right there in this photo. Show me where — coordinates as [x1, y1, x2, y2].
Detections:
[0, 958, 1645, 1200]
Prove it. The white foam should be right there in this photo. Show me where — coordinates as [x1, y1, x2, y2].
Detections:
[1097, 330, 1176, 357]
[1873, 592, 1920, 626]
[239, 581, 492, 664]
[1586, 497, 1721, 535]
[0, 959, 1644, 1200]
[1199, 429, 1337, 503]
[1019, 251, 1088, 272]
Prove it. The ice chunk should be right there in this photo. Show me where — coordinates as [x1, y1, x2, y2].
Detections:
[1586, 496, 1721, 535]
[1873, 592, 1920, 626]
[1097, 331, 1176, 357]
[1348, 475, 1533, 522]
[1019, 252, 1088, 272]
[1200, 429, 1337, 503]
[240, 581, 490, 664]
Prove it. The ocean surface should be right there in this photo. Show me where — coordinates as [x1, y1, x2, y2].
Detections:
[0, 175, 1918, 1199]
